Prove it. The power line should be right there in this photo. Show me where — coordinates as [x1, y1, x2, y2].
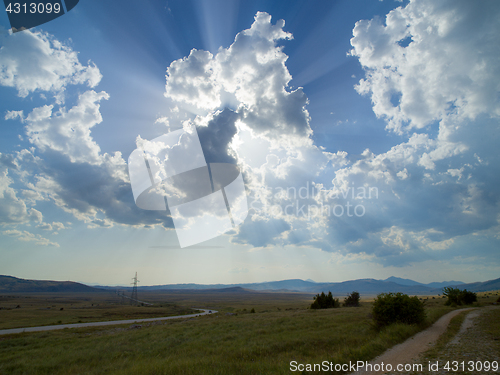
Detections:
[131, 272, 139, 305]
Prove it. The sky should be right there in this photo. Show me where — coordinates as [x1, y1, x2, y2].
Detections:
[0, 0, 499, 286]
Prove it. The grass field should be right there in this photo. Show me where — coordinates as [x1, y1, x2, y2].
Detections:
[0, 290, 498, 374]
[0, 292, 195, 330]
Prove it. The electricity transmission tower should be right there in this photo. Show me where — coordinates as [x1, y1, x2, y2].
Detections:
[131, 272, 139, 305]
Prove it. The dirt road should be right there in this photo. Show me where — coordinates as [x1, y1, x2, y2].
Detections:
[0, 309, 216, 336]
[351, 308, 476, 375]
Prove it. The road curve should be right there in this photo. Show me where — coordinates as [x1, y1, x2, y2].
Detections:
[0, 309, 217, 336]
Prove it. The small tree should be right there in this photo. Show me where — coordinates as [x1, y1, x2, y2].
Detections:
[443, 287, 477, 306]
[344, 291, 360, 307]
[311, 291, 340, 309]
[461, 290, 477, 305]
[442, 287, 461, 305]
[372, 292, 426, 328]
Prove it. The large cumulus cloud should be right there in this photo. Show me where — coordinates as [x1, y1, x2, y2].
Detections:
[333, 0, 500, 265]
[165, 12, 312, 144]
[163, 12, 333, 249]
[1, 29, 175, 242]
[0, 30, 101, 100]
[2, 3, 499, 267]
[350, 0, 500, 133]
[161, 5, 500, 268]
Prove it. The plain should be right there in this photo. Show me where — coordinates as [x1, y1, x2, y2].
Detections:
[0, 290, 498, 374]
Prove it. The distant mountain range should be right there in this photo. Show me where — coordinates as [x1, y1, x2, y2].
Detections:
[1, 275, 499, 295]
[99, 276, 499, 296]
[383, 276, 465, 289]
[0, 275, 104, 293]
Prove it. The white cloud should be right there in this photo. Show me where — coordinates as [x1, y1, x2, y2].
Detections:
[165, 12, 312, 145]
[0, 29, 176, 232]
[52, 221, 68, 231]
[4, 110, 23, 121]
[0, 154, 44, 225]
[23, 90, 109, 164]
[3, 229, 59, 247]
[1, 7, 498, 270]
[35, 221, 67, 232]
[202, 3, 500, 266]
[165, 49, 222, 111]
[37, 222, 53, 230]
[0, 30, 101, 100]
[162, 12, 335, 248]
[314, 0, 500, 266]
[350, 0, 500, 134]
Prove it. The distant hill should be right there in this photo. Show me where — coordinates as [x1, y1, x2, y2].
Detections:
[196, 286, 251, 294]
[448, 277, 500, 293]
[0, 275, 104, 293]
[131, 279, 315, 292]
[384, 276, 464, 289]
[6, 274, 498, 296]
[117, 276, 499, 296]
[426, 280, 465, 289]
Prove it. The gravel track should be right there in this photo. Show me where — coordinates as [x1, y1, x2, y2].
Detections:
[406, 305, 500, 375]
[351, 307, 483, 375]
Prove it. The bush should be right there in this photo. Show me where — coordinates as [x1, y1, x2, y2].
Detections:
[372, 292, 426, 328]
[443, 287, 477, 306]
[344, 291, 360, 307]
[310, 291, 340, 309]
[461, 290, 477, 305]
[442, 287, 461, 305]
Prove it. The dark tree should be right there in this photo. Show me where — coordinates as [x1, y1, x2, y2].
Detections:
[310, 291, 340, 309]
[372, 292, 426, 328]
[443, 287, 477, 306]
[344, 291, 360, 307]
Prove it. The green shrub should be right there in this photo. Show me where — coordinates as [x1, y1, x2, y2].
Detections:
[310, 291, 340, 309]
[460, 290, 477, 305]
[442, 287, 461, 305]
[372, 292, 426, 328]
[443, 287, 477, 306]
[344, 291, 360, 307]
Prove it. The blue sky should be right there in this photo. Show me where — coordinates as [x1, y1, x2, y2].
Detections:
[0, 0, 499, 286]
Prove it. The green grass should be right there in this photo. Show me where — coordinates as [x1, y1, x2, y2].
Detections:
[478, 306, 500, 340]
[0, 305, 387, 374]
[2, 291, 492, 375]
[0, 293, 194, 329]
